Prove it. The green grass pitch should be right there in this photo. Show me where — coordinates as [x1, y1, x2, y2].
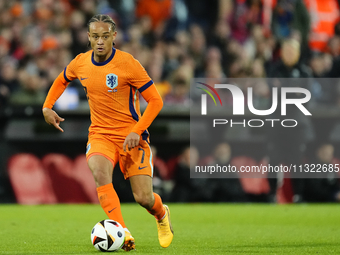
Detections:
[0, 203, 339, 254]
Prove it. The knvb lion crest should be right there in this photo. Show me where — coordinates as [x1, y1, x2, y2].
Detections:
[106, 73, 118, 89]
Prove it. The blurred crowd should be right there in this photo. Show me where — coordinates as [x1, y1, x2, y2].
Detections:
[1, 0, 340, 109]
[2, 0, 340, 204]
[152, 141, 340, 203]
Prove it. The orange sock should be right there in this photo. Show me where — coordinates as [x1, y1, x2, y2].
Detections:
[97, 183, 126, 228]
[147, 193, 166, 221]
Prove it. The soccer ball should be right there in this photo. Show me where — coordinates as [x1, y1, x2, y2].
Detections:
[91, 220, 125, 252]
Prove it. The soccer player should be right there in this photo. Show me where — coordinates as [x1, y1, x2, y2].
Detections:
[42, 14, 173, 251]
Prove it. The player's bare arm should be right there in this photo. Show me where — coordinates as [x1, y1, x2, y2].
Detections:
[42, 107, 65, 132]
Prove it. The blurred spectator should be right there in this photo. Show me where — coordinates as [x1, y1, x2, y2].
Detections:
[135, 0, 173, 38]
[185, 0, 219, 31]
[79, 0, 97, 21]
[164, 63, 193, 105]
[210, 18, 231, 49]
[251, 58, 267, 77]
[327, 36, 340, 57]
[328, 36, 340, 78]
[263, 0, 310, 49]
[204, 47, 226, 82]
[0, 0, 339, 111]
[164, 75, 190, 106]
[151, 145, 169, 180]
[303, 143, 340, 202]
[174, 30, 191, 55]
[188, 24, 206, 76]
[161, 0, 189, 40]
[248, 77, 272, 110]
[145, 45, 172, 99]
[224, 39, 244, 77]
[0, 32, 11, 59]
[304, 0, 340, 53]
[309, 53, 333, 78]
[230, 0, 263, 43]
[150, 145, 170, 199]
[163, 41, 181, 79]
[202, 142, 248, 202]
[170, 146, 209, 202]
[0, 59, 19, 108]
[107, 0, 136, 30]
[309, 52, 337, 105]
[9, 69, 46, 106]
[266, 38, 314, 202]
[243, 24, 266, 61]
[70, 10, 88, 56]
[267, 38, 311, 77]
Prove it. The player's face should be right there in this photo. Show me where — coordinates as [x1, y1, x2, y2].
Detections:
[88, 22, 117, 61]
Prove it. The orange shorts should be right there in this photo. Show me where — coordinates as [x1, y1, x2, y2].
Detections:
[86, 134, 153, 179]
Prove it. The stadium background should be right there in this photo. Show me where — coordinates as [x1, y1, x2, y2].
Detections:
[1, 0, 340, 204]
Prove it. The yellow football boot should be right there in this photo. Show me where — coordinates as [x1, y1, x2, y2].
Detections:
[156, 205, 174, 248]
[122, 230, 135, 251]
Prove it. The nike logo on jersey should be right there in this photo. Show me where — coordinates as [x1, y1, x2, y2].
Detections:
[108, 207, 117, 213]
[138, 166, 147, 170]
[80, 77, 89, 80]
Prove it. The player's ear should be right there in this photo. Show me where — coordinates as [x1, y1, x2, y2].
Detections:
[112, 31, 117, 46]
[87, 32, 91, 48]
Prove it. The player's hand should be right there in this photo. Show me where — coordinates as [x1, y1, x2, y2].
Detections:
[123, 132, 140, 152]
[42, 107, 65, 132]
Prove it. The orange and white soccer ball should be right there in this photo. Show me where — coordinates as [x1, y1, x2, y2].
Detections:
[91, 220, 125, 252]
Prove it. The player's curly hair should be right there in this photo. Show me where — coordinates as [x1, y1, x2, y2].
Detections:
[87, 14, 116, 32]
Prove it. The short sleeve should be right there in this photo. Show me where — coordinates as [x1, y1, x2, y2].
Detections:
[127, 56, 153, 91]
[63, 53, 83, 82]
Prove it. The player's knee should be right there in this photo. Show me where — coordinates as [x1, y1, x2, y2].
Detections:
[88, 156, 113, 187]
[91, 168, 111, 187]
[133, 192, 154, 209]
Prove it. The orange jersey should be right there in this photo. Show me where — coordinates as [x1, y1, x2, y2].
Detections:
[43, 48, 163, 141]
